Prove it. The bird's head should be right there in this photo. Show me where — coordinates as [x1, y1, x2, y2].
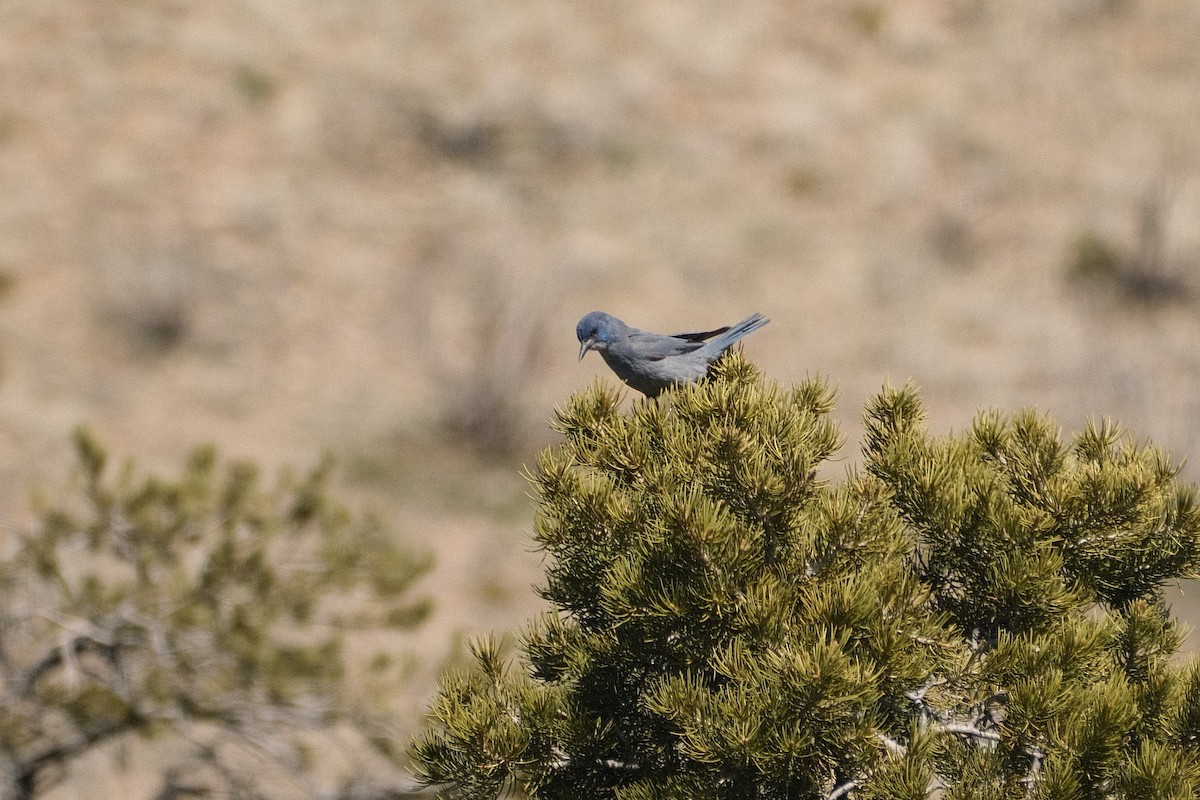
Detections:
[576, 311, 618, 360]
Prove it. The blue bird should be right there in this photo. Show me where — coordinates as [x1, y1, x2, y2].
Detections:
[576, 311, 770, 397]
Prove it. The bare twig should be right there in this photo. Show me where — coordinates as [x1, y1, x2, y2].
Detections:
[935, 722, 1001, 742]
[825, 778, 859, 800]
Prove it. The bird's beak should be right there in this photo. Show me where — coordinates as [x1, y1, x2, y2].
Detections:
[579, 338, 596, 361]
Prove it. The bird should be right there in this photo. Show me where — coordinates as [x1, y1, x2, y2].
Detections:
[576, 311, 770, 397]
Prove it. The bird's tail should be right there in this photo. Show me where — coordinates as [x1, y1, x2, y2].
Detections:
[700, 313, 770, 355]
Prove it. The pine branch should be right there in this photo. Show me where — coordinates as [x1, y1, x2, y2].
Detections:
[0, 433, 429, 799]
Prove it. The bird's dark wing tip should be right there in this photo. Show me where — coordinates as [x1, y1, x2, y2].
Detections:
[670, 326, 731, 342]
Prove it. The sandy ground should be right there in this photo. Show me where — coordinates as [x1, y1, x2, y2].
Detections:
[2, 0, 1200, 794]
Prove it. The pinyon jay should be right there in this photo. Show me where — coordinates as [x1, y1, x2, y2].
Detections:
[576, 311, 769, 397]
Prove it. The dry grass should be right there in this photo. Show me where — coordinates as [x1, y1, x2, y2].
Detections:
[2, 0, 1200, 792]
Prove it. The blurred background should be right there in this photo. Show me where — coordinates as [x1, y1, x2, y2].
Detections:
[1, 0, 1200, 786]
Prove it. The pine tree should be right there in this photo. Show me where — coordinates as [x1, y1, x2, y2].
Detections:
[413, 353, 1200, 799]
[0, 430, 431, 800]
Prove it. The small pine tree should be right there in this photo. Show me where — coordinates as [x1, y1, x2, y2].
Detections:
[413, 353, 1200, 799]
[0, 430, 431, 800]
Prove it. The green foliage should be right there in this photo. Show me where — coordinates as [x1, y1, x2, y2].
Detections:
[0, 429, 431, 800]
[414, 354, 1200, 799]
[866, 389, 1200, 628]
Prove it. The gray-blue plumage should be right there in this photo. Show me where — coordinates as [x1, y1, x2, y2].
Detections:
[576, 311, 770, 397]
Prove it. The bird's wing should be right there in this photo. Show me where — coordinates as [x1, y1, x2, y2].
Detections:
[668, 325, 731, 343]
[625, 330, 707, 361]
